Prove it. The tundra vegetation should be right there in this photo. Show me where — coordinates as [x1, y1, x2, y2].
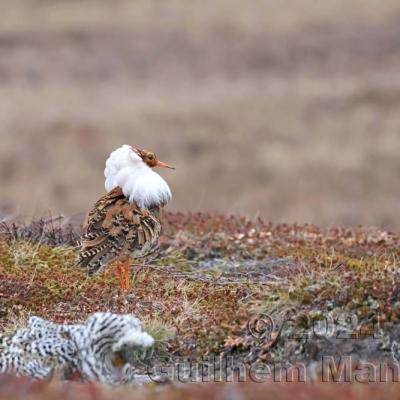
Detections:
[0, 212, 399, 398]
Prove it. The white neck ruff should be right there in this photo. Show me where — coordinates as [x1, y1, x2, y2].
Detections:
[104, 145, 172, 208]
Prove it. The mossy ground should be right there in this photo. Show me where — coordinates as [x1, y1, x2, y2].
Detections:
[0, 212, 399, 395]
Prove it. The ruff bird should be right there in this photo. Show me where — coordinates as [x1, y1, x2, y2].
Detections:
[78, 145, 174, 289]
[0, 312, 154, 385]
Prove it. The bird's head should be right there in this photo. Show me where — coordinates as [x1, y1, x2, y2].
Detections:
[132, 147, 175, 170]
[104, 145, 174, 208]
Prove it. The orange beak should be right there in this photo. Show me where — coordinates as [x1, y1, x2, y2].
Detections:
[156, 160, 175, 170]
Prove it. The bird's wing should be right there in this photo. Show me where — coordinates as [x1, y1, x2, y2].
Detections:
[78, 187, 161, 275]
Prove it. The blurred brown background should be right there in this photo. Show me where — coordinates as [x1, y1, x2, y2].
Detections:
[1, 0, 399, 229]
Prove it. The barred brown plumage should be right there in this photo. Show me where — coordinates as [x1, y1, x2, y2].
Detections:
[78, 186, 162, 278]
[77, 145, 174, 290]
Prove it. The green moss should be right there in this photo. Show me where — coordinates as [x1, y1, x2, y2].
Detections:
[155, 251, 192, 272]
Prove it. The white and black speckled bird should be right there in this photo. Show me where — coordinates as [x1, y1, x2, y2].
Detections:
[0, 312, 154, 385]
[77, 145, 174, 290]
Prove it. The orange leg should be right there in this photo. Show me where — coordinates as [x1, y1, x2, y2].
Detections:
[124, 257, 130, 289]
[117, 258, 126, 290]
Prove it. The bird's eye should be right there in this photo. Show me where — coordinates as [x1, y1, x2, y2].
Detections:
[147, 153, 154, 160]
[111, 351, 127, 367]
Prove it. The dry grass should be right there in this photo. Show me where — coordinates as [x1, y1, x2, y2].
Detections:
[0, 213, 399, 360]
[1, 1, 400, 228]
[0, 212, 399, 396]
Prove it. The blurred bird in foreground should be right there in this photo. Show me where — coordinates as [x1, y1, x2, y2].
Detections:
[77, 145, 174, 290]
[0, 312, 154, 385]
